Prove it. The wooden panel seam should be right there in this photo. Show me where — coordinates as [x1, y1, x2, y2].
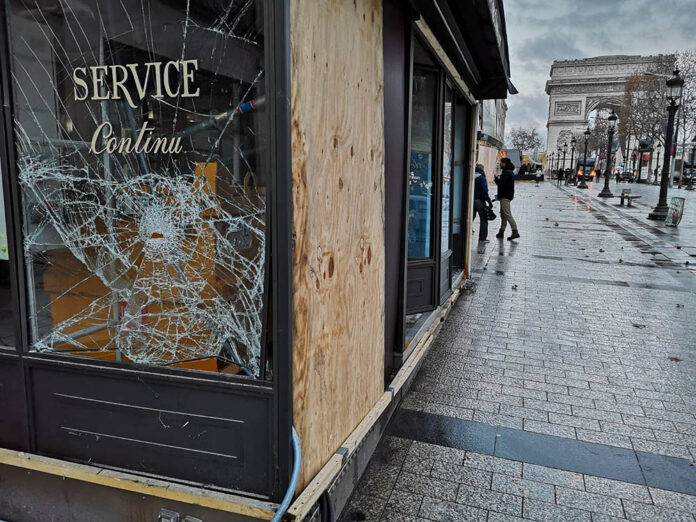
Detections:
[0, 448, 276, 519]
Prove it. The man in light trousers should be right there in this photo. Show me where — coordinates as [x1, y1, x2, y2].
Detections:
[495, 157, 520, 240]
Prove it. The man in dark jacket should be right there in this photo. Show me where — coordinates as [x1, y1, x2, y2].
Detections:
[494, 157, 520, 240]
[473, 164, 493, 242]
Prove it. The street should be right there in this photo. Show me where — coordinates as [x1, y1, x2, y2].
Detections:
[342, 180, 696, 521]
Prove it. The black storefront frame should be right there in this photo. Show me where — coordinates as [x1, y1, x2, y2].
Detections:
[406, 60, 442, 315]
[404, 29, 473, 316]
[0, 0, 293, 503]
[393, 21, 473, 370]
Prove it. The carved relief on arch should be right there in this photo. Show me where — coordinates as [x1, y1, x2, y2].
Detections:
[585, 96, 622, 118]
[556, 129, 575, 148]
[550, 83, 624, 95]
[554, 101, 581, 116]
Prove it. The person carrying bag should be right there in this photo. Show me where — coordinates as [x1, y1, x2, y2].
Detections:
[473, 164, 493, 242]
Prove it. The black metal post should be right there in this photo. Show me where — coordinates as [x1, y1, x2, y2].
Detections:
[562, 146, 567, 180]
[631, 148, 637, 180]
[648, 101, 678, 220]
[578, 135, 590, 189]
[625, 135, 630, 173]
[654, 146, 661, 186]
[548, 153, 553, 175]
[558, 148, 562, 178]
[569, 141, 576, 185]
[598, 123, 616, 198]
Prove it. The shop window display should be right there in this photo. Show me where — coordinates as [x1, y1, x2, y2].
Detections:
[408, 68, 437, 260]
[8, 0, 268, 377]
[441, 87, 453, 254]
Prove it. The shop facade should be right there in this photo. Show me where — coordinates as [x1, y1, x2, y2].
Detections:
[0, 0, 512, 520]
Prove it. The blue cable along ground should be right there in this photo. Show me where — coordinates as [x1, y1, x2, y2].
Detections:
[270, 426, 301, 522]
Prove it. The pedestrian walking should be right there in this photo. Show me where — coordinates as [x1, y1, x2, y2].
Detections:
[495, 157, 520, 240]
[557, 168, 563, 186]
[473, 163, 493, 242]
[535, 168, 541, 186]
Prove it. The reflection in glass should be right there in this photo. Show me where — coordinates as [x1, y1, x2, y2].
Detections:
[0, 167, 15, 347]
[408, 69, 437, 259]
[8, 0, 267, 376]
[441, 88, 453, 254]
[452, 100, 467, 235]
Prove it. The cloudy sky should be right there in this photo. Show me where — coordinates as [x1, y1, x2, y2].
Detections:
[504, 0, 696, 144]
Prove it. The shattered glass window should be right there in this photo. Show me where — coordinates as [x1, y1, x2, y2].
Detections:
[7, 0, 268, 377]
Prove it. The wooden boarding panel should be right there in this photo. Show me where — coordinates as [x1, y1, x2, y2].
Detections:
[290, 0, 385, 489]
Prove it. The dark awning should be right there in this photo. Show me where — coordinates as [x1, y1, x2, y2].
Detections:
[409, 0, 515, 100]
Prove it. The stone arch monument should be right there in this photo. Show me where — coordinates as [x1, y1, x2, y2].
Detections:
[545, 55, 670, 152]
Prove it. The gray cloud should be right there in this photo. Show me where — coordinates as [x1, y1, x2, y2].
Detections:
[503, 0, 696, 145]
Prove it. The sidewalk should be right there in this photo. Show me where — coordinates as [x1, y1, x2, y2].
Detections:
[341, 180, 696, 521]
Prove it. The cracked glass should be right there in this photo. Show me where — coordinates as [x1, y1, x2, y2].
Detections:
[7, 0, 269, 377]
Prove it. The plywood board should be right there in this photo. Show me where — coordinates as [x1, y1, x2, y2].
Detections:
[290, 0, 385, 490]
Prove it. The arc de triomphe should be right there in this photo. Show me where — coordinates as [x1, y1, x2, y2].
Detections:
[545, 55, 669, 154]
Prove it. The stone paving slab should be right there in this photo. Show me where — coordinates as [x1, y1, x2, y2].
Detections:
[340, 182, 696, 521]
[343, 437, 696, 521]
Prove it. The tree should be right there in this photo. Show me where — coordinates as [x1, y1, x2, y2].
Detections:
[615, 55, 675, 177]
[675, 49, 696, 184]
[508, 126, 542, 152]
[618, 55, 675, 151]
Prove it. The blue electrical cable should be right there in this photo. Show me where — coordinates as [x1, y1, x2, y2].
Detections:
[271, 426, 301, 522]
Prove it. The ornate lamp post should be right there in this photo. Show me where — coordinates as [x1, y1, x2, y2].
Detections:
[625, 134, 631, 173]
[556, 147, 562, 177]
[562, 142, 568, 179]
[598, 110, 618, 198]
[569, 136, 576, 185]
[548, 152, 554, 175]
[578, 127, 591, 189]
[648, 69, 684, 220]
[653, 142, 662, 186]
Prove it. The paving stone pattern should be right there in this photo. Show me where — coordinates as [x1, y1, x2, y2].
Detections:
[342, 181, 696, 521]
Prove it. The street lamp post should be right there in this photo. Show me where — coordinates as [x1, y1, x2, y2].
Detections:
[548, 152, 554, 175]
[556, 147, 562, 177]
[569, 137, 576, 185]
[562, 142, 568, 181]
[625, 135, 631, 174]
[598, 110, 618, 198]
[631, 148, 637, 180]
[578, 127, 591, 189]
[648, 69, 684, 220]
[653, 142, 662, 186]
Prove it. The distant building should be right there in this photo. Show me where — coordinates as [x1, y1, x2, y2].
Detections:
[477, 98, 507, 180]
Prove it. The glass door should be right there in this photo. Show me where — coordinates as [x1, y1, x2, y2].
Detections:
[439, 86, 454, 301]
[406, 65, 438, 312]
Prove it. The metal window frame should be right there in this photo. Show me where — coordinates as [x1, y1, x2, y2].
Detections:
[400, 20, 474, 350]
[0, 0, 293, 502]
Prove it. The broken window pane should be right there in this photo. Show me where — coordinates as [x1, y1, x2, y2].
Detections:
[7, 0, 268, 377]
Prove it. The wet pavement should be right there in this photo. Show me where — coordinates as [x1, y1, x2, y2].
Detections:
[341, 180, 696, 521]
